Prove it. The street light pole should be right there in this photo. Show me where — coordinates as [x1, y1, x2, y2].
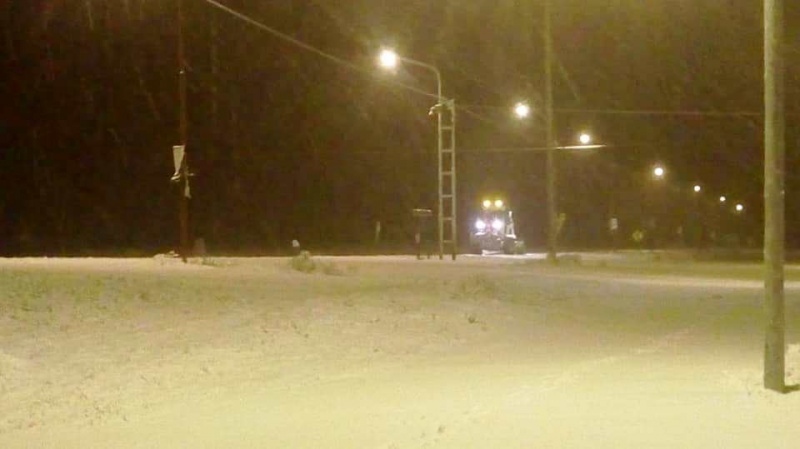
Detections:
[433, 68, 446, 260]
[764, 0, 785, 393]
[379, 51, 457, 260]
[544, 0, 558, 263]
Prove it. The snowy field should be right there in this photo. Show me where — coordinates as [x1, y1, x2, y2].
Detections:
[1, 254, 799, 448]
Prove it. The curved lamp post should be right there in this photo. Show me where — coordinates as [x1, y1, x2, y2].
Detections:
[379, 49, 457, 260]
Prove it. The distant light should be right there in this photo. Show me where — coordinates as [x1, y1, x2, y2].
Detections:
[491, 219, 504, 231]
[579, 133, 592, 145]
[378, 49, 398, 69]
[482, 199, 492, 209]
[693, 185, 701, 193]
[735, 203, 744, 212]
[494, 199, 504, 209]
[719, 196, 727, 203]
[475, 219, 487, 231]
[653, 166, 665, 178]
[513, 102, 530, 119]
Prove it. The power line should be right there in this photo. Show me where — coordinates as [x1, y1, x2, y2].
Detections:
[198, 0, 540, 152]
[198, 0, 771, 128]
[457, 104, 764, 118]
[556, 108, 763, 118]
[197, 0, 581, 145]
[201, 0, 359, 72]
[200, 0, 438, 101]
[197, 0, 763, 188]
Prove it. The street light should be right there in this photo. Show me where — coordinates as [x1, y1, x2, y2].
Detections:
[378, 49, 398, 69]
[378, 48, 457, 260]
[512, 106, 607, 251]
[720, 195, 727, 203]
[378, 48, 442, 101]
[512, 0, 586, 262]
[688, 184, 703, 249]
[512, 109, 596, 150]
[507, 1, 559, 260]
[647, 164, 667, 247]
[513, 102, 531, 119]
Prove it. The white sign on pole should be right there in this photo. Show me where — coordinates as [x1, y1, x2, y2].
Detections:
[172, 145, 185, 181]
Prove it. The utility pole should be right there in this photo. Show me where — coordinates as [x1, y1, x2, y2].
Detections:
[544, 0, 557, 263]
[176, 0, 190, 262]
[764, 0, 785, 393]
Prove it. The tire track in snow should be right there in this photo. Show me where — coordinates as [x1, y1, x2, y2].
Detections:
[418, 327, 694, 447]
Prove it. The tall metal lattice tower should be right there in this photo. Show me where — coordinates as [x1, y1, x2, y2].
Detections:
[438, 99, 457, 260]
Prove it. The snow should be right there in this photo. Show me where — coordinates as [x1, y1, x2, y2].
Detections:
[0, 255, 798, 448]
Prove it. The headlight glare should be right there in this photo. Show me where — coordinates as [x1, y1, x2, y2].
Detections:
[491, 219, 504, 231]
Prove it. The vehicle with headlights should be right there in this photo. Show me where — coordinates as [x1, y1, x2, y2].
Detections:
[468, 198, 526, 254]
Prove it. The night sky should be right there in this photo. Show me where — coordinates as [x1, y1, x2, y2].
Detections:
[1, 1, 798, 255]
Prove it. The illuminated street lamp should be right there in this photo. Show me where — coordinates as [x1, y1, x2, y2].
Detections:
[513, 102, 531, 119]
[378, 48, 457, 260]
[579, 133, 592, 145]
[736, 203, 745, 213]
[647, 164, 667, 247]
[720, 196, 727, 203]
[687, 183, 703, 249]
[378, 49, 398, 69]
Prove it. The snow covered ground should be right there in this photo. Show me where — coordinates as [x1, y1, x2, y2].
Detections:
[1, 254, 799, 448]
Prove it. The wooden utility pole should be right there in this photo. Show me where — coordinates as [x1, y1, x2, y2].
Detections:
[764, 0, 785, 393]
[210, 8, 219, 131]
[544, 0, 557, 263]
[177, 0, 190, 262]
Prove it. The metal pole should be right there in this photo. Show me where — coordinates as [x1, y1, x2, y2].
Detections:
[177, 0, 190, 262]
[544, 0, 557, 263]
[436, 72, 444, 260]
[764, 0, 785, 393]
[384, 55, 451, 260]
[450, 99, 457, 261]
